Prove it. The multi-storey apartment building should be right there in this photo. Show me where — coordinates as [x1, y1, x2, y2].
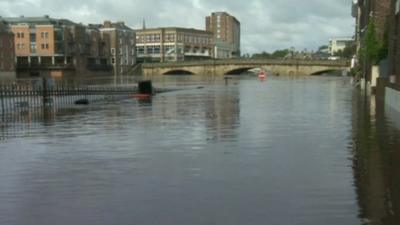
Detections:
[0, 20, 16, 80]
[206, 12, 240, 59]
[135, 27, 213, 62]
[4, 16, 112, 78]
[97, 21, 136, 77]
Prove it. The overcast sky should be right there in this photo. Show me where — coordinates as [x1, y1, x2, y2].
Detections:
[0, 0, 355, 54]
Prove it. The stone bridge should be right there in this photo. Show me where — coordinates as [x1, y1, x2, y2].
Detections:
[141, 59, 350, 76]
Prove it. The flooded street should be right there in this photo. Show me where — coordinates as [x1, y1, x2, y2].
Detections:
[0, 76, 399, 225]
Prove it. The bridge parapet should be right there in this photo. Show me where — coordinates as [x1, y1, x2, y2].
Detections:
[142, 59, 350, 68]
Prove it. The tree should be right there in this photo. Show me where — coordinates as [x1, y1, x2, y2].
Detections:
[362, 20, 387, 64]
[318, 45, 329, 52]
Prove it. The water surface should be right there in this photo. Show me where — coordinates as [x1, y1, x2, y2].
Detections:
[1, 76, 399, 225]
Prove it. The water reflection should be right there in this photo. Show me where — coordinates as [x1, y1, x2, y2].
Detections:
[351, 92, 400, 225]
[1, 76, 400, 225]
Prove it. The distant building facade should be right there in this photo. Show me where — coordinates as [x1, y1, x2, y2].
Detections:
[0, 20, 16, 80]
[135, 27, 213, 62]
[4, 16, 113, 78]
[97, 21, 136, 77]
[206, 12, 240, 59]
[328, 37, 354, 55]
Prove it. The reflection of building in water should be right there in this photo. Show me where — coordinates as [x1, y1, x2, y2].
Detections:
[351, 93, 400, 224]
[204, 89, 240, 142]
[155, 88, 240, 142]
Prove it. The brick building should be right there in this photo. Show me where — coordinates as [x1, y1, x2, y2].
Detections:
[206, 12, 240, 59]
[135, 27, 213, 62]
[0, 20, 16, 80]
[353, 0, 391, 83]
[4, 16, 112, 79]
[388, 0, 400, 88]
[97, 21, 136, 78]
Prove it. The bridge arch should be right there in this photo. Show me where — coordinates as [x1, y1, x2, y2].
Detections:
[163, 69, 195, 75]
[311, 69, 343, 76]
[224, 67, 261, 75]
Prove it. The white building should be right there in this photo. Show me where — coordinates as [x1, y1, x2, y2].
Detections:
[328, 37, 354, 55]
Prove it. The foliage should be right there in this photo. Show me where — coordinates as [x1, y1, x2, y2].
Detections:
[252, 49, 290, 59]
[334, 42, 356, 59]
[362, 20, 388, 64]
[318, 45, 329, 51]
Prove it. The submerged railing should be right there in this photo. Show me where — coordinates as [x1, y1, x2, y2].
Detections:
[0, 78, 139, 116]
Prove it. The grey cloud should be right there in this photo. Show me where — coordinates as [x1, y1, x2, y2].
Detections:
[0, 0, 354, 54]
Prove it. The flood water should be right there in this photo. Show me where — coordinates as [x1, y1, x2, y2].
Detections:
[0, 76, 400, 225]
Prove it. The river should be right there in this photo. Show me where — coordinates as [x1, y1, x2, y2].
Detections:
[0, 76, 399, 225]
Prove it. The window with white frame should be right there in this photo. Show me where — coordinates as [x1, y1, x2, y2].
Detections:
[111, 48, 115, 55]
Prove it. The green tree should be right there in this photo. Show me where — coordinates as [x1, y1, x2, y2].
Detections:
[271, 49, 290, 58]
[363, 20, 387, 64]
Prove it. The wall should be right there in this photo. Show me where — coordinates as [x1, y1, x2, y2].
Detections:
[386, 87, 400, 112]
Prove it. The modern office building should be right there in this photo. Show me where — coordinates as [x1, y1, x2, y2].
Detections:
[135, 27, 213, 62]
[4, 16, 112, 78]
[206, 12, 240, 59]
[0, 20, 16, 80]
[328, 37, 354, 55]
[97, 21, 136, 77]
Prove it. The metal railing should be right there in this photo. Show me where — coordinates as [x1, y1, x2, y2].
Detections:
[0, 78, 138, 116]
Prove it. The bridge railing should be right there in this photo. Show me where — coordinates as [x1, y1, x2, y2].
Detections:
[142, 58, 350, 68]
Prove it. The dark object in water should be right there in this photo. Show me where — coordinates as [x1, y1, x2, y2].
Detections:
[138, 80, 153, 95]
[197, 86, 204, 89]
[75, 99, 89, 105]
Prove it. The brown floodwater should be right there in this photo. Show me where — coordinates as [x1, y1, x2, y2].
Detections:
[0, 76, 399, 225]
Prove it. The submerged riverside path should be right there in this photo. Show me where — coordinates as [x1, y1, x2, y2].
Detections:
[0, 76, 399, 225]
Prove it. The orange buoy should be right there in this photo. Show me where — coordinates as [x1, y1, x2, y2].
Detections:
[258, 70, 267, 79]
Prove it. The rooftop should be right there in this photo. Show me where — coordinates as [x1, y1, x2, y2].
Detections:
[136, 27, 212, 34]
[3, 15, 77, 27]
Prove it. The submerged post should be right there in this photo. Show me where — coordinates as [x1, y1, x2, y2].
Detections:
[138, 80, 153, 95]
[0, 84, 4, 115]
[42, 78, 50, 106]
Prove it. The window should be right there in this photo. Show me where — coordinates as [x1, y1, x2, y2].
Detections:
[154, 45, 160, 54]
[40, 32, 49, 39]
[119, 38, 123, 45]
[30, 43, 37, 54]
[111, 48, 116, 55]
[17, 43, 25, 49]
[137, 46, 144, 54]
[119, 48, 123, 55]
[111, 57, 115, 64]
[30, 33, 36, 43]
